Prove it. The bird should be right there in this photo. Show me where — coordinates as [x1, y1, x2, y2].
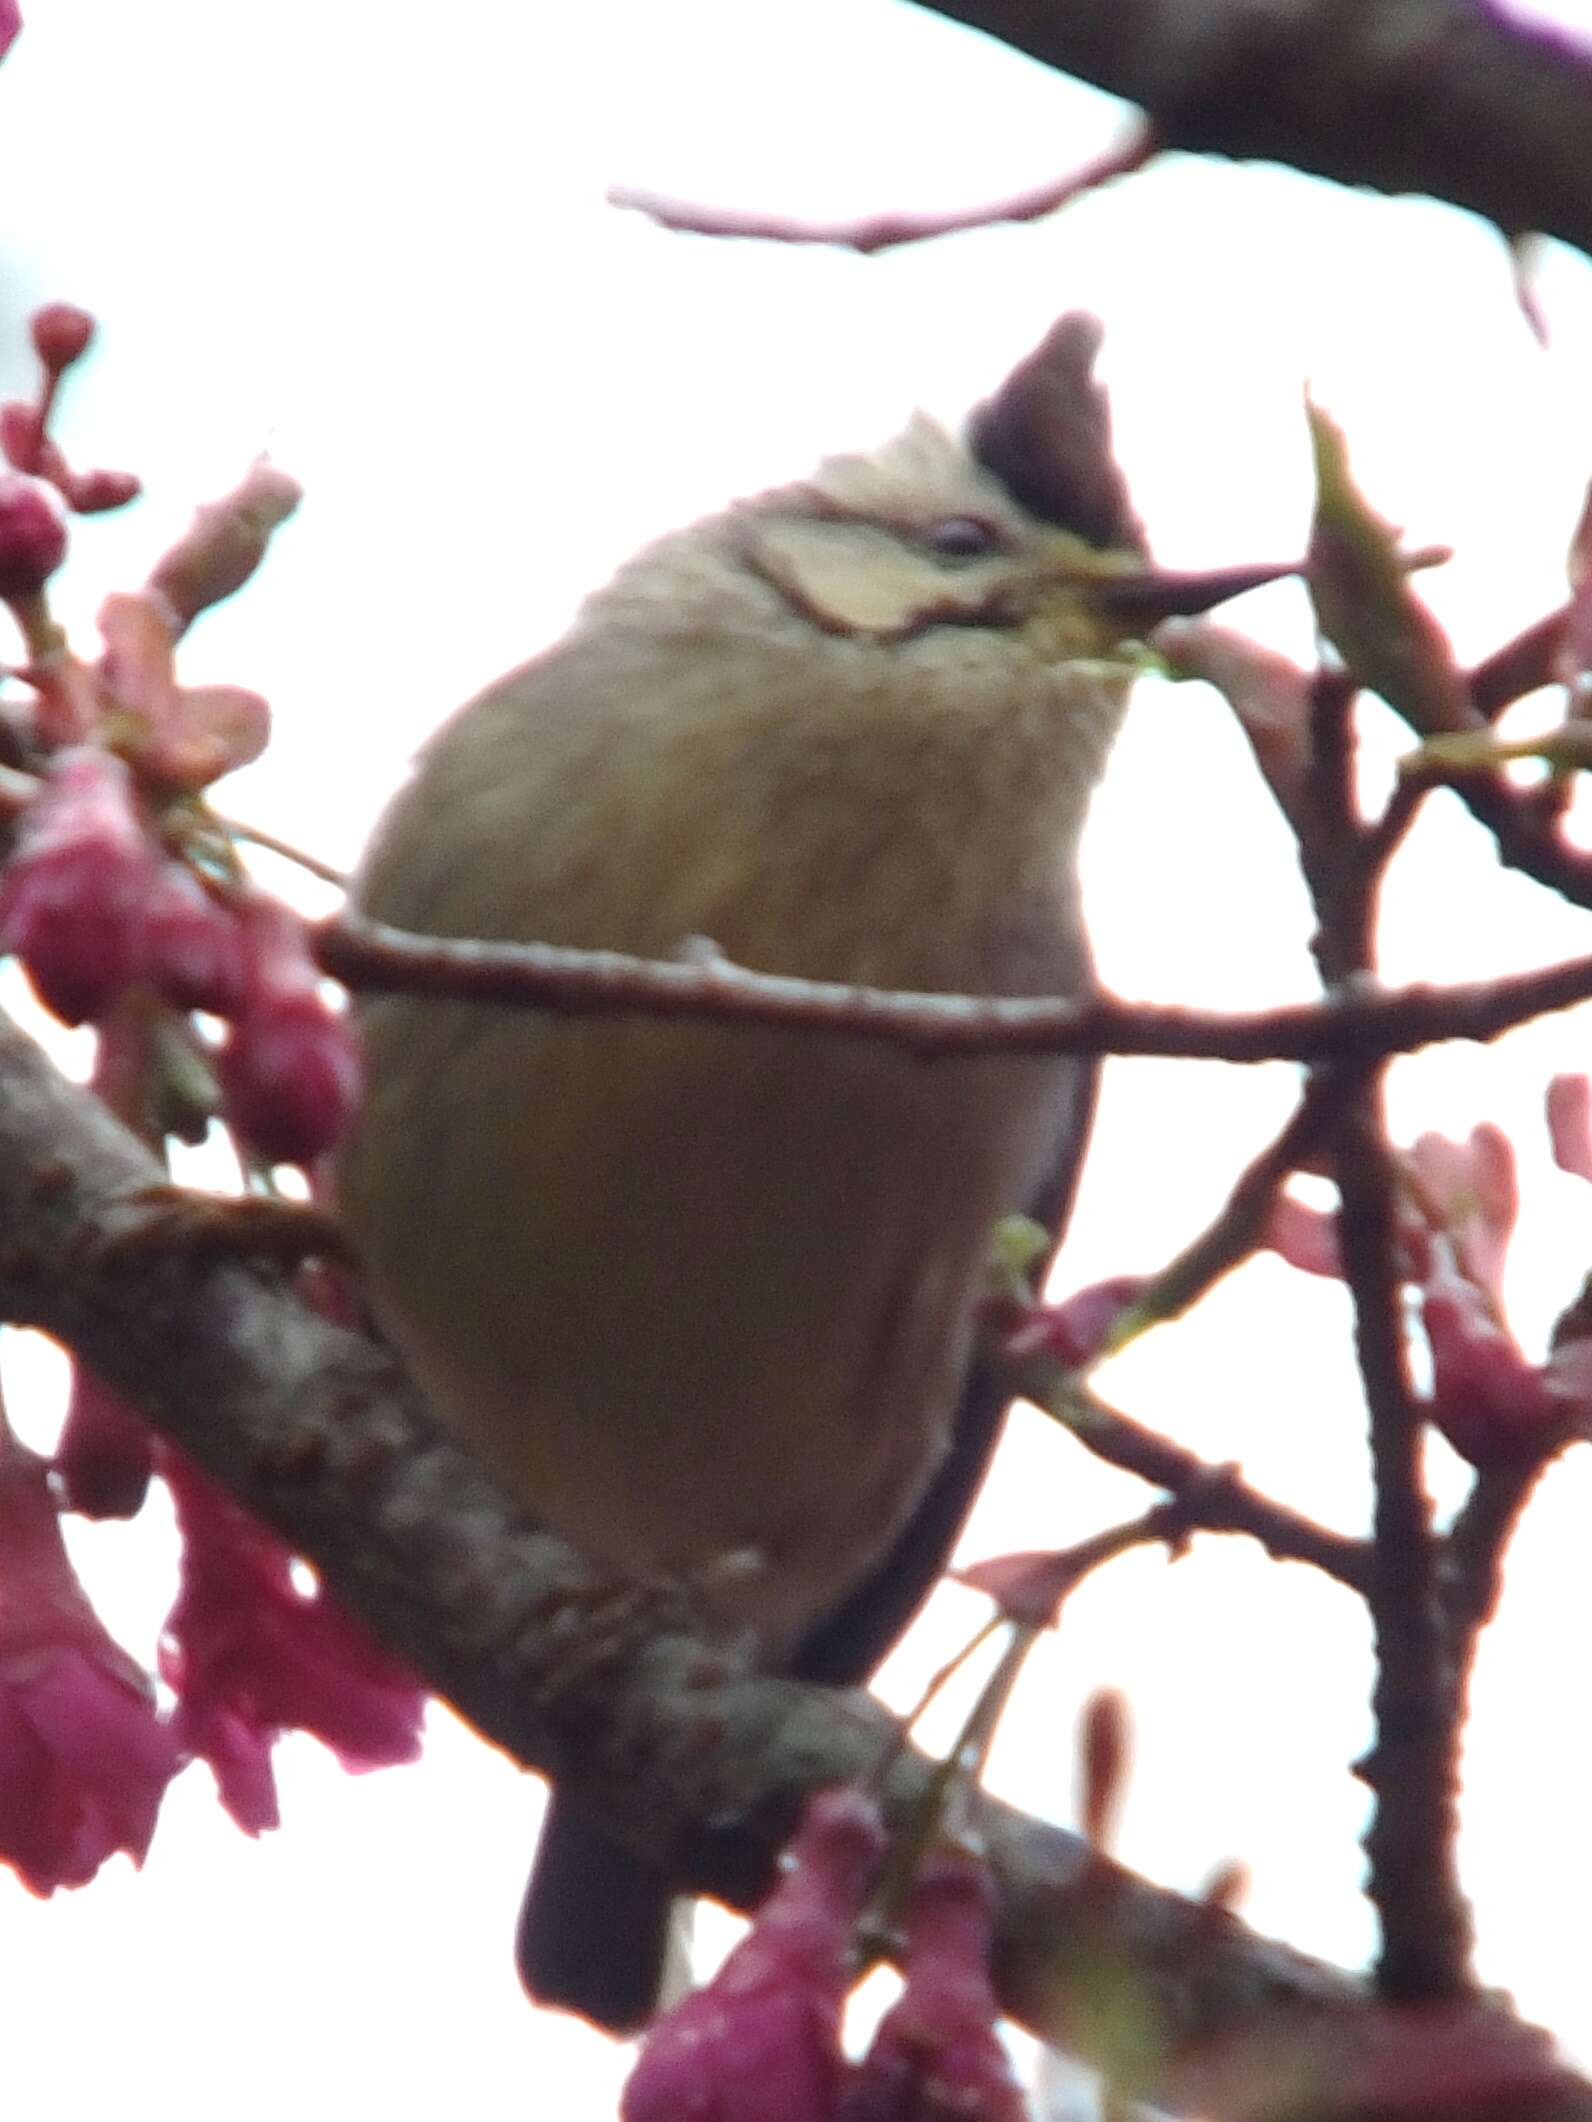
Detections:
[333, 315, 1239, 2033]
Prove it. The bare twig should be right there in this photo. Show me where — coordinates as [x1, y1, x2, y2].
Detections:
[609, 126, 1155, 255]
[1306, 728, 1473, 1998]
[1095, 1068, 1354, 1351]
[318, 912, 1592, 1064]
[1335, 1086, 1474, 2001]
[1468, 606, 1570, 720]
[1000, 1360, 1370, 1592]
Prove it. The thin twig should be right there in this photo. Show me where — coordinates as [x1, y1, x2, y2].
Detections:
[1099, 1068, 1356, 1353]
[215, 812, 350, 887]
[999, 1361, 1370, 1592]
[1335, 1086, 1473, 1999]
[1467, 606, 1569, 720]
[1307, 712, 1474, 1999]
[318, 913, 1592, 1065]
[609, 126, 1155, 255]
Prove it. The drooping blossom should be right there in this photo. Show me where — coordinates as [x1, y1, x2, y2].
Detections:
[622, 1789, 887, 2122]
[159, 1452, 424, 1834]
[0, 1419, 181, 1891]
[841, 1852, 1026, 2122]
[216, 897, 363, 1165]
[54, 1357, 154, 1520]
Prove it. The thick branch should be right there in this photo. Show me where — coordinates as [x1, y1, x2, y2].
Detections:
[0, 1009, 1568, 2113]
[910, 0, 1592, 257]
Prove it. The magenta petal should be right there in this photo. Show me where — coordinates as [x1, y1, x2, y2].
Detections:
[843, 1855, 1025, 2122]
[624, 1792, 886, 2122]
[177, 1704, 281, 1835]
[0, 1648, 181, 1890]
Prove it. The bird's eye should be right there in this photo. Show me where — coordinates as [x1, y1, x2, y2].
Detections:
[921, 516, 1005, 562]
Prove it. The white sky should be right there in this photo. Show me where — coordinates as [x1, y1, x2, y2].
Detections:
[5, 2, 1592, 2114]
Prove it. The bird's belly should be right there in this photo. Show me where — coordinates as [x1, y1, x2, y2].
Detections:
[343, 999, 1071, 1651]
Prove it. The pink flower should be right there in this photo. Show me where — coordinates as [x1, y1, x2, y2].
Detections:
[842, 1853, 1025, 2122]
[0, 1428, 181, 1891]
[217, 898, 362, 1164]
[159, 1454, 423, 1834]
[0, 4, 19, 64]
[622, 1789, 887, 2122]
[0, 747, 161, 1024]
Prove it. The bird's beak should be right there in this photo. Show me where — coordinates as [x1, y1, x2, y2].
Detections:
[1089, 559, 1301, 624]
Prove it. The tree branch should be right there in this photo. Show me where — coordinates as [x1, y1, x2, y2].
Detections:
[0, 1007, 1573, 2114]
[909, 0, 1592, 258]
[317, 912, 1592, 1064]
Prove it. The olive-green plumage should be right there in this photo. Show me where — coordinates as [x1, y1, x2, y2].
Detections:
[334, 318, 1147, 2030]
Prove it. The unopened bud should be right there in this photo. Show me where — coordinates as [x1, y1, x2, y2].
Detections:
[147, 464, 301, 634]
[142, 864, 248, 1017]
[69, 467, 142, 516]
[0, 748, 160, 1024]
[217, 899, 362, 1162]
[0, 475, 66, 598]
[1422, 1263, 1553, 1467]
[30, 303, 96, 377]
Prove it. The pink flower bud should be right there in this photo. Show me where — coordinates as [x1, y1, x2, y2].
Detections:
[30, 303, 95, 376]
[1407, 1124, 1517, 1304]
[141, 863, 248, 1016]
[0, 747, 161, 1024]
[217, 899, 361, 1162]
[1547, 1074, 1592, 1185]
[219, 999, 362, 1164]
[147, 463, 302, 632]
[0, 473, 66, 598]
[1421, 1262, 1553, 1467]
[623, 1790, 887, 2122]
[842, 1854, 1025, 2122]
[1000, 1273, 1147, 1368]
[68, 467, 142, 515]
